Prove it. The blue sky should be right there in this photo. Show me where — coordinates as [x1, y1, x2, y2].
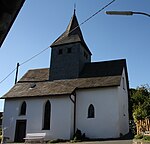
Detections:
[0, 0, 150, 112]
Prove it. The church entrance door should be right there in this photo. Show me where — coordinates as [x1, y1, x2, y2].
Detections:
[14, 120, 26, 142]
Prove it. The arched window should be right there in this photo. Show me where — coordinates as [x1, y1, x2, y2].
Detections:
[20, 101, 26, 115]
[88, 104, 95, 118]
[43, 100, 51, 130]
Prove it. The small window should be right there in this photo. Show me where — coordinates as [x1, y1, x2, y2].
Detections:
[67, 48, 72, 53]
[88, 104, 95, 118]
[58, 49, 63, 55]
[84, 51, 88, 59]
[122, 77, 125, 90]
[20, 101, 26, 115]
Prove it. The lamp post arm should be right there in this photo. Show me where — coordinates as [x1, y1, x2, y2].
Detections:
[106, 11, 150, 17]
[133, 12, 150, 17]
[106, 11, 133, 15]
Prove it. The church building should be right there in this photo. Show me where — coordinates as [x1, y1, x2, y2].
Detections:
[2, 11, 129, 142]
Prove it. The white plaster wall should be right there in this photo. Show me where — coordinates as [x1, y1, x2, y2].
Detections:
[3, 96, 74, 142]
[118, 68, 129, 135]
[76, 87, 120, 139]
[3, 99, 20, 142]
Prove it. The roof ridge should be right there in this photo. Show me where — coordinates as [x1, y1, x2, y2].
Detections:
[90, 59, 126, 64]
[28, 68, 49, 71]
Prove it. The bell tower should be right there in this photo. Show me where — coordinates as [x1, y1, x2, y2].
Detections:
[50, 11, 92, 80]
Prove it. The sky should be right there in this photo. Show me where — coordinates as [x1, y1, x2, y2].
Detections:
[0, 0, 150, 112]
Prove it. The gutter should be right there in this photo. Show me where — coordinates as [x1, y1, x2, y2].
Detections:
[69, 92, 76, 136]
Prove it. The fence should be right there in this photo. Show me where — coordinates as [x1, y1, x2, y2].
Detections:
[136, 118, 150, 135]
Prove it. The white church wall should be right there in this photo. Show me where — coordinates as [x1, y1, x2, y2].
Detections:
[117, 68, 129, 135]
[3, 99, 21, 142]
[48, 96, 73, 140]
[76, 87, 120, 139]
[3, 96, 74, 142]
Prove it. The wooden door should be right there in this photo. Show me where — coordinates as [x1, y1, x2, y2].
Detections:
[14, 120, 26, 142]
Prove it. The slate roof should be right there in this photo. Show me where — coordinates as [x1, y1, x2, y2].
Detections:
[19, 68, 49, 82]
[2, 59, 128, 99]
[50, 11, 91, 55]
[79, 59, 126, 78]
[2, 76, 121, 99]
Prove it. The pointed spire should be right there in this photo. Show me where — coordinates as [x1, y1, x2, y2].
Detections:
[51, 11, 91, 55]
[74, 3, 76, 14]
[66, 10, 83, 38]
[51, 12, 83, 46]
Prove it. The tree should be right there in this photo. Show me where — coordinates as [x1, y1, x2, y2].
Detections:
[129, 84, 150, 121]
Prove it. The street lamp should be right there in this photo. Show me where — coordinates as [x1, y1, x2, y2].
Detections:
[106, 11, 150, 17]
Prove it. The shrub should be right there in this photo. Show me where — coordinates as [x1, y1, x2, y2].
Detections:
[0, 128, 2, 135]
[73, 129, 82, 141]
[134, 134, 143, 139]
[143, 135, 150, 141]
[129, 120, 136, 135]
[72, 129, 88, 142]
[0, 135, 2, 142]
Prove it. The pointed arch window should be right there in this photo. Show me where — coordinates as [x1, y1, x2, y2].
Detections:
[20, 101, 26, 115]
[88, 104, 95, 118]
[43, 100, 51, 130]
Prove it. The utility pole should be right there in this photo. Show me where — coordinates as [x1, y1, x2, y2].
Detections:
[15, 63, 20, 84]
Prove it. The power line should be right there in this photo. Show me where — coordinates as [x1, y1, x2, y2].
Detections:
[20, 46, 50, 66]
[70, 0, 116, 35]
[0, 46, 50, 85]
[0, 68, 16, 84]
[80, 0, 116, 26]
[0, 0, 116, 85]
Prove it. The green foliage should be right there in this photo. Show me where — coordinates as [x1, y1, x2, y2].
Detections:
[132, 85, 149, 107]
[72, 129, 82, 142]
[0, 128, 2, 136]
[143, 135, 150, 141]
[134, 134, 143, 139]
[133, 105, 147, 122]
[129, 120, 136, 135]
[134, 134, 150, 142]
[71, 129, 88, 142]
[130, 85, 150, 122]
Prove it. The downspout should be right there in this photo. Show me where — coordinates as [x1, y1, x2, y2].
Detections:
[74, 92, 76, 135]
[69, 92, 76, 136]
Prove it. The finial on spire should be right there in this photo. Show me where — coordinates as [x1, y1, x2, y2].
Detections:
[74, 3, 76, 14]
